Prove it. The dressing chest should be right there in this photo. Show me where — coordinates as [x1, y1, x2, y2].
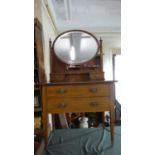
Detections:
[42, 30, 116, 145]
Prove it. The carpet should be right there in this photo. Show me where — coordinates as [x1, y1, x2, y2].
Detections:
[42, 126, 121, 155]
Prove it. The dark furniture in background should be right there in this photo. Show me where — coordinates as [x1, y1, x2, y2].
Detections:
[34, 18, 46, 155]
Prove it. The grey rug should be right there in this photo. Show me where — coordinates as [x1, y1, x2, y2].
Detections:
[42, 126, 121, 155]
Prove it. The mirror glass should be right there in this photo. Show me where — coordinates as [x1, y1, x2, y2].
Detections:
[54, 30, 99, 65]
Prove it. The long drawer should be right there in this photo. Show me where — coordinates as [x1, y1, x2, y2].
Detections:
[46, 84, 110, 98]
[47, 97, 111, 113]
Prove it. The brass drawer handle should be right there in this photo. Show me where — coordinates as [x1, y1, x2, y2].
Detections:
[57, 88, 66, 94]
[57, 103, 67, 108]
[90, 101, 98, 107]
[89, 87, 97, 93]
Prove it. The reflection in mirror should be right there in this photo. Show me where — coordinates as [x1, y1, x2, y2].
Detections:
[54, 31, 99, 65]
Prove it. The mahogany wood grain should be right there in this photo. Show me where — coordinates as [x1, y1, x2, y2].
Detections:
[49, 30, 105, 83]
[46, 84, 110, 97]
[47, 97, 111, 113]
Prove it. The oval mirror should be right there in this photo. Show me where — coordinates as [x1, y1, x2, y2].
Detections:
[53, 30, 99, 65]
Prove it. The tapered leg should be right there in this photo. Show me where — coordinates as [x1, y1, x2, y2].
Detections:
[110, 82, 116, 145]
[102, 112, 105, 127]
[43, 113, 48, 145]
[42, 86, 48, 146]
[110, 107, 115, 145]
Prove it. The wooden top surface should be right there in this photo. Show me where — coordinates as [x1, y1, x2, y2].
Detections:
[40, 80, 117, 86]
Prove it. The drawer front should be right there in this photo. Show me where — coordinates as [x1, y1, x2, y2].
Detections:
[90, 72, 104, 80]
[46, 84, 110, 98]
[47, 97, 111, 113]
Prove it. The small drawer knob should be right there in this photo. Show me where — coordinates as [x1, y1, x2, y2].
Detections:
[89, 87, 97, 93]
[58, 103, 66, 108]
[90, 101, 98, 107]
[57, 88, 66, 94]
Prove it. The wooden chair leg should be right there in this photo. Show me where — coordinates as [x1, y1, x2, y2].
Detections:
[43, 114, 48, 146]
[102, 112, 105, 127]
[110, 110, 115, 145]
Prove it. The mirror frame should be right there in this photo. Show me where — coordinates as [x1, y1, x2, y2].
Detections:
[52, 29, 100, 65]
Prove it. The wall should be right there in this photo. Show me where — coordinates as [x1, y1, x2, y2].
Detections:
[103, 47, 113, 80]
[34, 0, 59, 130]
[95, 32, 121, 80]
[103, 47, 121, 80]
[34, 0, 42, 21]
[34, 0, 58, 82]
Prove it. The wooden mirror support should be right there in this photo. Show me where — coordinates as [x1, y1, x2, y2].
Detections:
[49, 30, 104, 83]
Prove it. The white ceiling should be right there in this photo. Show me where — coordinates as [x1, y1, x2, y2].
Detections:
[49, 0, 121, 49]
